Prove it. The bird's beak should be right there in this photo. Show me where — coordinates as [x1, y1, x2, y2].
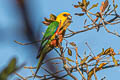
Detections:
[67, 15, 72, 20]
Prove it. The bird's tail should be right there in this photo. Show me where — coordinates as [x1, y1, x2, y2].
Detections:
[33, 45, 53, 79]
[33, 51, 46, 80]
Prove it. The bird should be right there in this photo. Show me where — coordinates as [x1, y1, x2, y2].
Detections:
[34, 12, 72, 79]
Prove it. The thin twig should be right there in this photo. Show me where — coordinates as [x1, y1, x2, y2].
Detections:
[14, 40, 41, 45]
[41, 67, 61, 79]
[59, 44, 78, 80]
[54, 48, 61, 56]
[14, 72, 26, 80]
[64, 15, 119, 38]
[44, 57, 63, 63]
[24, 66, 37, 69]
[85, 42, 95, 57]
[75, 47, 87, 80]
[93, 68, 98, 80]
[102, 20, 120, 37]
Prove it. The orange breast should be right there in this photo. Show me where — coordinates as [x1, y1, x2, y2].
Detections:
[50, 23, 64, 47]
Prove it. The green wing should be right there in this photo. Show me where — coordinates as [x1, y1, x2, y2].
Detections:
[42, 21, 59, 40]
[37, 21, 59, 58]
[34, 21, 59, 79]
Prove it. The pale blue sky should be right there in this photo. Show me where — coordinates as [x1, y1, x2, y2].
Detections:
[0, 0, 120, 80]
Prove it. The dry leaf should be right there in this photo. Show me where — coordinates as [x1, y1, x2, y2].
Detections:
[88, 3, 98, 10]
[82, 0, 88, 8]
[69, 42, 76, 47]
[104, 48, 116, 56]
[50, 14, 56, 20]
[115, 4, 118, 9]
[82, 0, 87, 5]
[42, 21, 51, 26]
[68, 48, 72, 56]
[100, 0, 109, 12]
[66, 57, 74, 62]
[75, 13, 85, 16]
[74, 5, 80, 8]
[112, 55, 118, 66]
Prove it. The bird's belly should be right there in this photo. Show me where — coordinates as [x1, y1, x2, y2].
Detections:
[50, 35, 63, 47]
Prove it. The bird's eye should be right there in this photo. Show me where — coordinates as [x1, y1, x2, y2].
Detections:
[63, 14, 67, 17]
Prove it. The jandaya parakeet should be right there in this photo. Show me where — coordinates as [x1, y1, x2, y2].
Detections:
[34, 12, 72, 78]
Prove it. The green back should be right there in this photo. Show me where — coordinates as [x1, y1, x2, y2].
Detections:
[38, 21, 59, 56]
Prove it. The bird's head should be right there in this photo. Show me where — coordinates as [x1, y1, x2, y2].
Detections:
[56, 12, 72, 26]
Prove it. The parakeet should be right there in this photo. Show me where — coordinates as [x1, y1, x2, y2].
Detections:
[34, 12, 72, 78]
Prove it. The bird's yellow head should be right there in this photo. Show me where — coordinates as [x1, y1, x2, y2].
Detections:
[56, 12, 72, 26]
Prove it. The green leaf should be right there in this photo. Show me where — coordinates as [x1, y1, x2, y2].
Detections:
[66, 57, 74, 62]
[68, 48, 72, 56]
[88, 3, 98, 10]
[0, 58, 17, 80]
